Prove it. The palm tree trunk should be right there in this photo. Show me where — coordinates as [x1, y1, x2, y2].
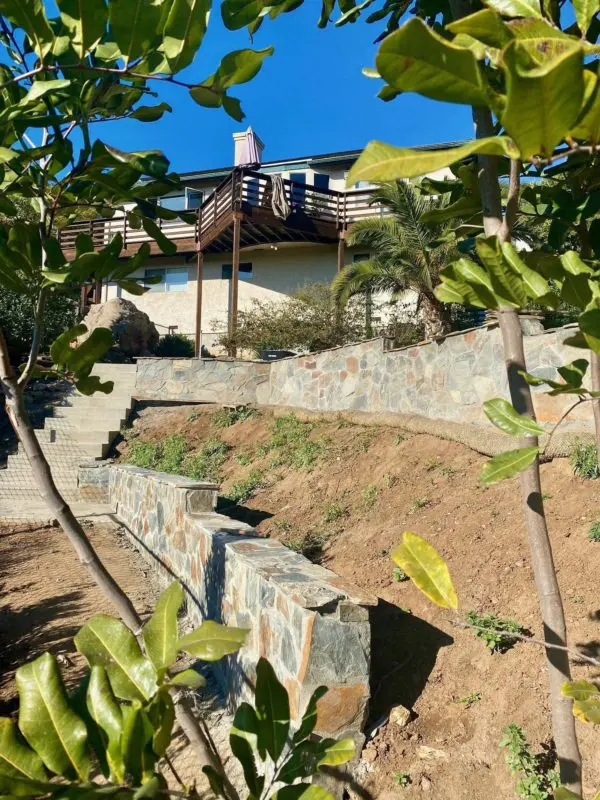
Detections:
[420, 293, 451, 339]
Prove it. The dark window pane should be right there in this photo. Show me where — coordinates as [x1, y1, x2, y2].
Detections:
[222, 262, 253, 281]
[314, 173, 330, 191]
[187, 190, 203, 209]
[160, 194, 186, 211]
[289, 172, 306, 205]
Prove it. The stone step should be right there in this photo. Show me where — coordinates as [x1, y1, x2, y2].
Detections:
[36, 426, 119, 446]
[52, 403, 132, 421]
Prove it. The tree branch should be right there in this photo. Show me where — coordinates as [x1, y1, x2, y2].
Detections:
[17, 287, 48, 389]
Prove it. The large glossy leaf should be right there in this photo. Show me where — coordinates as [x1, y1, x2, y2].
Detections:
[162, 0, 212, 72]
[447, 9, 514, 48]
[121, 702, 155, 785]
[317, 738, 355, 766]
[561, 680, 600, 723]
[146, 691, 175, 757]
[480, 447, 539, 484]
[292, 686, 328, 745]
[229, 703, 263, 798]
[483, 0, 542, 17]
[55, 0, 107, 57]
[577, 309, 600, 355]
[178, 620, 248, 661]
[435, 258, 498, 308]
[346, 136, 519, 184]
[255, 658, 290, 762]
[561, 251, 594, 275]
[391, 532, 458, 609]
[108, 0, 164, 65]
[221, 0, 268, 29]
[141, 218, 177, 256]
[574, 0, 599, 33]
[0, 0, 55, 58]
[16, 653, 90, 780]
[572, 76, 600, 143]
[86, 667, 124, 783]
[169, 669, 207, 689]
[67, 328, 114, 376]
[25, 80, 71, 104]
[483, 398, 544, 436]
[143, 582, 184, 672]
[476, 236, 526, 306]
[376, 18, 489, 106]
[0, 719, 46, 788]
[501, 41, 584, 158]
[212, 47, 274, 89]
[274, 786, 335, 800]
[75, 615, 158, 702]
[501, 242, 552, 300]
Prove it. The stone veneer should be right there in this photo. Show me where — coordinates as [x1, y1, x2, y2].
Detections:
[106, 464, 376, 742]
[135, 357, 271, 404]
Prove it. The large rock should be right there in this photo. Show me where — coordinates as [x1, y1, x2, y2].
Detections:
[82, 298, 159, 357]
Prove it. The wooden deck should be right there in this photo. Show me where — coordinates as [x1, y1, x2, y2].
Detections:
[58, 167, 380, 258]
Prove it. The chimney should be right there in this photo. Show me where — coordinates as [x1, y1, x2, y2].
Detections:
[233, 128, 264, 166]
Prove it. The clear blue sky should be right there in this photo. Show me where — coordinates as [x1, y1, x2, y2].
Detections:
[108, 6, 475, 173]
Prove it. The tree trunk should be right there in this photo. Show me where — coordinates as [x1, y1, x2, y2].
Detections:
[420, 293, 451, 339]
[365, 287, 373, 338]
[591, 353, 600, 465]
[0, 328, 239, 799]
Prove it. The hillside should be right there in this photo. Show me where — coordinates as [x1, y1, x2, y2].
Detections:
[116, 403, 600, 800]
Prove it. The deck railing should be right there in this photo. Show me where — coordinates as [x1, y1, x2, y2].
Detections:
[58, 167, 381, 252]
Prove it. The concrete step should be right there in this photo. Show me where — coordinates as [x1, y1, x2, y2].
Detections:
[92, 364, 137, 375]
[52, 403, 132, 421]
[37, 426, 119, 446]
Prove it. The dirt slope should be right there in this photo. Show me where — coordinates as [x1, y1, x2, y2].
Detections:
[116, 404, 600, 799]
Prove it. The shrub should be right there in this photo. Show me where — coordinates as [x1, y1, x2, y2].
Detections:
[466, 610, 524, 653]
[570, 440, 600, 479]
[212, 405, 257, 428]
[323, 501, 346, 523]
[588, 521, 600, 542]
[155, 434, 187, 474]
[182, 438, 230, 481]
[500, 724, 559, 800]
[155, 333, 195, 358]
[126, 439, 160, 469]
[224, 469, 265, 505]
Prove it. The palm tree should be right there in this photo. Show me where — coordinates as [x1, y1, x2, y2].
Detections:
[332, 181, 459, 340]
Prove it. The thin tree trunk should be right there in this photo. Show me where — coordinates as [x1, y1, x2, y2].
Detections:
[365, 287, 373, 338]
[420, 293, 451, 339]
[0, 327, 239, 799]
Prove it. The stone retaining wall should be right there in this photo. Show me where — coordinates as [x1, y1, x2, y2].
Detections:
[107, 464, 375, 742]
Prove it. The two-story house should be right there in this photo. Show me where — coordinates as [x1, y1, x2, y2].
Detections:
[59, 129, 459, 354]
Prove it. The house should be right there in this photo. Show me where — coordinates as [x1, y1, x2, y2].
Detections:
[58, 130, 461, 354]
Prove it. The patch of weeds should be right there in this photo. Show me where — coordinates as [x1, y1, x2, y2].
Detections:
[287, 531, 327, 561]
[120, 424, 138, 442]
[410, 496, 430, 513]
[466, 610, 525, 654]
[391, 772, 411, 788]
[126, 439, 160, 469]
[212, 405, 257, 429]
[424, 457, 440, 471]
[395, 433, 406, 445]
[187, 408, 203, 423]
[393, 566, 409, 582]
[335, 415, 352, 429]
[267, 414, 328, 471]
[155, 434, 188, 474]
[181, 437, 230, 481]
[323, 502, 347, 523]
[541, 492, 552, 501]
[500, 724, 559, 800]
[383, 473, 399, 489]
[272, 519, 293, 534]
[362, 484, 379, 510]
[570, 440, 600, 479]
[440, 464, 457, 478]
[455, 692, 481, 709]
[255, 442, 271, 459]
[234, 451, 254, 467]
[356, 429, 378, 453]
[224, 469, 265, 505]
[588, 520, 600, 542]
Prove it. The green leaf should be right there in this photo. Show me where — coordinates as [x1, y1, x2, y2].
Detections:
[86, 667, 125, 783]
[221, 0, 267, 29]
[561, 680, 600, 723]
[557, 359, 588, 388]
[483, 399, 544, 436]
[202, 766, 226, 798]
[67, 328, 114, 376]
[574, 0, 599, 33]
[376, 18, 489, 106]
[391, 531, 458, 609]
[229, 703, 263, 797]
[141, 218, 177, 256]
[0, 0, 55, 58]
[16, 653, 89, 780]
[162, 0, 212, 72]
[178, 620, 248, 661]
[501, 41, 584, 158]
[561, 251, 594, 275]
[553, 789, 582, 800]
[480, 446, 539, 484]
[75, 614, 158, 702]
[0, 719, 46, 790]
[76, 376, 114, 396]
[346, 137, 519, 184]
[108, 0, 164, 65]
[447, 9, 514, 48]
[483, 0, 542, 17]
[143, 582, 184, 672]
[578, 308, 600, 355]
[317, 738, 355, 766]
[25, 80, 71, 104]
[501, 242, 552, 300]
[121, 702, 155, 785]
[572, 76, 600, 143]
[130, 103, 172, 122]
[55, 0, 106, 57]
[255, 658, 290, 762]
[169, 669, 207, 689]
[293, 687, 328, 745]
[274, 784, 336, 799]
[476, 236, 526, 306]
[103, 145, 169, 179]
[147, 691, 175, 757]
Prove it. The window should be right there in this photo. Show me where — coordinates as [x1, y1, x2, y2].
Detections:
[144, 267, 188, 292]
[222, 262, 253, 281]
[158, 189, 203, 212]
[186, 189, 203, 209]
[313, 173, 330, 191]
[159, 194, 186, 212]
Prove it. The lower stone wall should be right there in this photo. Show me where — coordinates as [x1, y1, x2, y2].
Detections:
[108, 464, 375, 741]
[135, 357, 271, 404]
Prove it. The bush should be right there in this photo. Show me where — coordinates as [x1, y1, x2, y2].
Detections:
[588, 521, 600, 542]
[466, 610, 524, 653]
[155, 333, 195, 358]
[570, 440, 600, 479]
[224, 469, 265, 504]
[212, 406, 257, 428]
[182, 438, 230, 481]
[125, 433, 230, 482]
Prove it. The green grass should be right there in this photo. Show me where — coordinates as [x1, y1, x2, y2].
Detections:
[466, 610, 524, 654]
[265, 414, 328, 471]
[212, 406, 257, 429]
[361, 484, 379, 510]
[234, 450, 254, 467]
[224, 469, 265, 505]
[180, 438, 230, 481]
[323, 502, 347, 523]
[410, 496, 430, 513]
[454, 692, 481, 708]
[570, 440, 600, 479]
[391, 772, 411, 788]
[588, 520, 600, 542]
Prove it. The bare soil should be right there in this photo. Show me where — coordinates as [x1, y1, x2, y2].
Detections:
[116, 403, 600, 799]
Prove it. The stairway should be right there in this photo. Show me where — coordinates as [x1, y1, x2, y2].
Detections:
[0, 364, 137, 518]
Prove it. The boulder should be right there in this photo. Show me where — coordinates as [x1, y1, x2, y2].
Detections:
[81, 298, 159, 357]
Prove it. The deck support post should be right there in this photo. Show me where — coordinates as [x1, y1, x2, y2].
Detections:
[228, 212, 243, 357]
[337, 230, 346, 273]
[194, 246, 204, 358]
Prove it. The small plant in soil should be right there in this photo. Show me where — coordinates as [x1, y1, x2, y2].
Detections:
[500, 724, 559, 800]
[212, 405, 257, 428]
[383, 472, 399, 489]
[267, 414, 328, 470]
[455, 691, 482, 708]
[392, 771, 412, 788]
[187, 408, 203, 422]
[156, 434, 188, 474]
[287, 530, 327, 561]
[235, 450, 254, 467]
[588, 520, 600, 542]
[570, 440, 600, 480]
[393, 566, 409, 582]
[424, 457, 440, 471]
[410, 496, 430, 513]
[323, 501, 347, 523]
[126, 439, 160, 469]
[224, 469, 265, 505]
[181, 437, 230, 481]
[395, 433, 406, 445]
[466, 610, 525, 654]
[362, 483, 379, 510]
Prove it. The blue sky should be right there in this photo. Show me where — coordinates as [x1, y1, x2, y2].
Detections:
[108, 5, 475, 173]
